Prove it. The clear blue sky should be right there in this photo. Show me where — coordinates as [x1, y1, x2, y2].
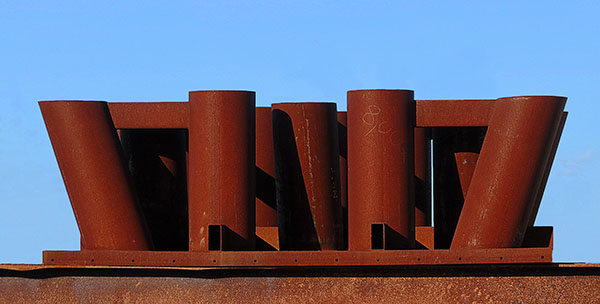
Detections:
[1, 1, 598, 263]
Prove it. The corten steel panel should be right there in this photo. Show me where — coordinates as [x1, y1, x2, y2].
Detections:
[39, 101, 152, 250]
[529, 112, 568, 226]
[105, 100, 496, 129]
[4, 264, 600, 304]
[105, 100, 495, 129]
[347, 90, 416, 250]
[108, 102, 189, 129]
[414, 127, 431, 226]
[337, 111, 348, 249]
[42, 227, 553, 266]
[119, 129, 189, 250]
[42, 226, 552, 266]
[188, 91, 256, 251]
[432, 128, 486, 249]
[452, 96, 566, 249]
[415, 99, 495, 127]
[255, 107, 278, 227]
[272, 103, 344, 250]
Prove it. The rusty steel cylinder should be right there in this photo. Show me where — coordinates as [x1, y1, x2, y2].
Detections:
[451, 96, 566, 249]
[188, 91, 256, 251]
[39, 101, 152, 250]
[256, 107, 278, 227]
[347, 90, 416, 250]
[528, 112, 567, 226]
[272, 102, 344, 250]
[414, 127, 431, 227]
[337, 111, 348, 249]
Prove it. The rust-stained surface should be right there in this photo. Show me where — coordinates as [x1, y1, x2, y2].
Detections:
[255, 107, 278, 228]
[347, 90, 416, 250]
[108, 102, 188, 129]
[414, 127, 431, 226]
[1, 264, 599, 303]
[452, 96, 566, 249]
[272, 102, 344, 250]
[38, 90, 568, 269]
[529, 112, 568, 226]
[39, 101, 152, 250]
[188, 91, 256, 251]
[337, 111, 349, 249]
[416, 99, 495, 127]
[42, 226, 552, 266]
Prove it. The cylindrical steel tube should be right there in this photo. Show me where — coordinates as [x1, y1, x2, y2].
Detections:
[451, 96, 566, 249]
[39, 100, 152, 250]
[528, 112, 568, 226]
[432, 127, 486, 249]
[272, 102, 343, 250]
[120, 129, 188, 251]
[347, 90, 416, 250]
[188, 91, 256, 251]
[337, 111, 348, 249]
[414, 127, 431, 227]
[256, 107, 277, 227]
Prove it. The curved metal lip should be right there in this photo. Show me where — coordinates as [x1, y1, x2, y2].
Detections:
[188, 90, 255, 94]
[498, 95, 567, 101]
[347, 89, 414, 93]
[38, 100, 107, 103]
[272, 101, 337, 106]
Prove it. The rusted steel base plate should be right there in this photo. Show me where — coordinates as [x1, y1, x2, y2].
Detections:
[43, 247, 551, 267]
[1, 264, 598, 303]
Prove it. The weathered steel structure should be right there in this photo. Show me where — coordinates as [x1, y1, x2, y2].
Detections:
[37, 90, 564, 267]
[4, 89, 599, 302]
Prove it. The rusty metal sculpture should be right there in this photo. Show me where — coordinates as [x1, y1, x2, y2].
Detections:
[39, 90, 566, 267]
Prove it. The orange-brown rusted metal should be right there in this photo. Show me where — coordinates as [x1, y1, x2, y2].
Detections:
[529, 112, 568, 226]
[432, 127, 486, 249]
[272, 102, 344, 250]
[188, 91, 256, 251]
[255, 107, 278, 228]
[416, 99, 495, 127]
[8, 261, 600, 304]
[347, 90, 416, 250]
[39, 89, 566, 269]
[414, 127, 431, 227]
[39, 101, 152, 250]
[108, 102, 189, 129]
[106, 99, 497, 129]
[119, 129, 188, 250]
[337, 111, 348, 249]
[451, 96, 566, 249]
[43, 226, 553, 266]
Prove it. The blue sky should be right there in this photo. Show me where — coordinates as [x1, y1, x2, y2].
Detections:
[1, 1, 598, 263]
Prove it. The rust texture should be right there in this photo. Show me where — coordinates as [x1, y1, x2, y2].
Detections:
[529, 112, 568, 225]
[416, 99, 495, 127]
[119, 129, 189, 250]
[347, 90, 416, 250]
[452, 96, 566, 249]
[188, 91, 256, 251]
[433, 127, 486, 249]
[255, 107, 278, 227]
[108, 102, 189, 129]
[337, 111, 348, 248]
[2, 264, 599, 304]
[38, 90, 567, 268]
[39, 101, 152, 250]
[414, 127, 431, 226]
[272, 103, 344, 250]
